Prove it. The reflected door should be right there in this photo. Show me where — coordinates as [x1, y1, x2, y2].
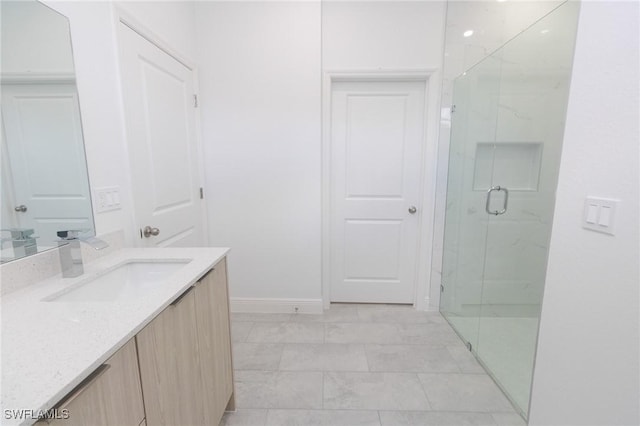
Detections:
[1, 83, 92, 245]
[118, 24, 205, 248]
[330, 80, 425, 303]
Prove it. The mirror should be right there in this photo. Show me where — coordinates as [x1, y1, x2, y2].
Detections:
[1, 0, 94, 263]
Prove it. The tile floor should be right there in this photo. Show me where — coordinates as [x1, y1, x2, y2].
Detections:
[221, 304, 526, 426]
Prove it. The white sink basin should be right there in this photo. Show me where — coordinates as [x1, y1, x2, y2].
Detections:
[44, 260, 192, 302]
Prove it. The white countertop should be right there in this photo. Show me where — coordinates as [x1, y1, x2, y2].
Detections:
[0, 247, 229, 426]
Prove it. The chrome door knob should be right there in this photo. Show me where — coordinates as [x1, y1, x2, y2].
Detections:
[143, 226, 160, 238]
[14, 205, 27, 213]
[408, 206, 417, 214]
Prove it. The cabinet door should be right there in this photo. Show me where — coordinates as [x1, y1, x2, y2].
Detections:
[136, 286, 205, 425]
[194, 258, 235, 425]
[41, 339, 144, 426]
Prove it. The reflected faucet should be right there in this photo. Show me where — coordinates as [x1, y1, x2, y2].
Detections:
[1, 228, 38, 258]
[57, 230, 109, 278]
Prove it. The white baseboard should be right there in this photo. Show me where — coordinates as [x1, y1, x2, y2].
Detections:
[230, 297, 324, 314]
[423, 297, 440, 312]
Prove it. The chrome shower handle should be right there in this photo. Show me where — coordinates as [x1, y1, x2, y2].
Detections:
[485, 186, 509, 215]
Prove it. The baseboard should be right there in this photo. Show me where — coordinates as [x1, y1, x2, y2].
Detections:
[423, 297, 440, 312]
[230, 297, 324, 314]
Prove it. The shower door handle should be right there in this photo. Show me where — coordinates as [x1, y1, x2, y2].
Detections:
[485, 186, 509, 215]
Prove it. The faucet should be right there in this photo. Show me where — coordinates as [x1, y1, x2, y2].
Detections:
[1, 228, 38, 257]
[57, 230, 109, 278]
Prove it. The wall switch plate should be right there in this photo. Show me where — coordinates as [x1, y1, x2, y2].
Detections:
[94, 186, 122, 213]
[582, 197, 618, 235]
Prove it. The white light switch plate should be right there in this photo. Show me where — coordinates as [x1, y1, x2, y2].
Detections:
[582, 197, 618, 235]
[93, 186, 122, 213]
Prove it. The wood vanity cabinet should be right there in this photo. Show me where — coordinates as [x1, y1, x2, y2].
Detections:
[37, 339, 144, 426]
[136, 257, 235, 426]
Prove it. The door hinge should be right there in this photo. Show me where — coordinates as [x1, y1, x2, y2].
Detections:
[193, 94, 199, 108]
[440, 284, 444, 293]
[450, 104, 456, 113]
[466, 341, 473, 352]
[199, 187, 204, 199]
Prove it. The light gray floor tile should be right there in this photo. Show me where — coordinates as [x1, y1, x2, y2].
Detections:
[235, 371, 323, 409]
[219, 409, 268, 426]
[247, 322, 325, 343]
[325, 322, 402, 344]
[357, 305, 446, 324]
[266, 409, 381, 426]
[379, 411, 497, 426]
[233, 343, 284, 370]
[279, 343, 368, 371]
[291, 304, 360, 323]
[446, 345, 485, 374]
[232, 322, 254, 343]
[418, 373, 514, 412]
[491, 412, 527, 426]
[232, 313, 293, 322]
[324, 371, 431, 410]
[366, 344, 460, 373]
[396, 323, 463, 345]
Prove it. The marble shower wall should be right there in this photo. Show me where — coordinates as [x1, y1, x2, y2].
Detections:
[432, 0, 571, 310]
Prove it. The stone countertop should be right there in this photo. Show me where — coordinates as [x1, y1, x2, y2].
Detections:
[0, 247, 229, 426]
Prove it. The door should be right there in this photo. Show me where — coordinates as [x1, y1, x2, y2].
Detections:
[118, 24, 204, 247]
[330, 80, 426, 303]
[1, 83, 93, 246]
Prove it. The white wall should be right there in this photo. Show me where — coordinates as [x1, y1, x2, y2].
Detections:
[1, 1, 74, 74]
[529, 2, 640, 425]
[196, 1, 445, 309]
[43, 1, 198, 243]
[195, 2, 322, 305]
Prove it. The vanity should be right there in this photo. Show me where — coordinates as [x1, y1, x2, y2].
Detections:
[1, 248, 235, 426]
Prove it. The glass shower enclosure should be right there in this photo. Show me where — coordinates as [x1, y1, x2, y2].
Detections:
[440, 2, 580, 418]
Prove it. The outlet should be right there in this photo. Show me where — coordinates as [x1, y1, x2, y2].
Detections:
[94, 186, 122, 213]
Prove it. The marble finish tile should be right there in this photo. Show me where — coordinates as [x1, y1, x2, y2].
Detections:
[231, 322, 254, 343]
[279, 343, 368, 371]
[357, 305, 446, 324]
[396, 323, 463, 345]
[491, 412, 527, 426]
[266, 409, 381, 426]
[235, 371, 323, 409]
[324, 323, 402, 344]
[418, 373, 514, 412]
[247, 322, 325, 343]
[232, 313, 293, 322]
[291, 304, 360, 323]
[446, 345, 485, 374]
[233, 343, 284, 370]
[366, 344, 460, 373]
[324, 372, 431, 410]
[220, 409, 268, 426]
[379, 411, 497, 426]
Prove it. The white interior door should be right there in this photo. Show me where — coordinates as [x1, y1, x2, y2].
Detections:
[1, 83, 92, 246]
[118, 24, 204, 248]
[330, 80, 426, 303]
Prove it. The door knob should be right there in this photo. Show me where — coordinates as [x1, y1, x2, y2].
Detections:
[408, 206, 417, 214]
[14, 205, 27, 213]
[143, 226, 160, 238]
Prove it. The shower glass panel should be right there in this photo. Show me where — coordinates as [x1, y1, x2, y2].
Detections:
[440, 1, 579, 418]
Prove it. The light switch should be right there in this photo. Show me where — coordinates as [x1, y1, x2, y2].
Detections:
[585, 204, 598, 224]
[93, 186, 122, 213]
[582, 197, 618, 235]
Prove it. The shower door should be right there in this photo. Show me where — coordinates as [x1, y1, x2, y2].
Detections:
[440, 1, 579, 418]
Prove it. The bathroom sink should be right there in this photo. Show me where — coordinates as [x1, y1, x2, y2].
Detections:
[44, 260, 192, 302]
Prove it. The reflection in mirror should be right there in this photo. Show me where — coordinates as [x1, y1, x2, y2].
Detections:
[1, 0, 95, 263]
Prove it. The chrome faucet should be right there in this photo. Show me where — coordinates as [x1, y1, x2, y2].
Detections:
[57, 230, 109, 278]
[1, 228, 38, 257]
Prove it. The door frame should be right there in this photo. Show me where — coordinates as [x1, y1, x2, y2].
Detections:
[321, 69, 441, 311]
[113, 7, 209, 247]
